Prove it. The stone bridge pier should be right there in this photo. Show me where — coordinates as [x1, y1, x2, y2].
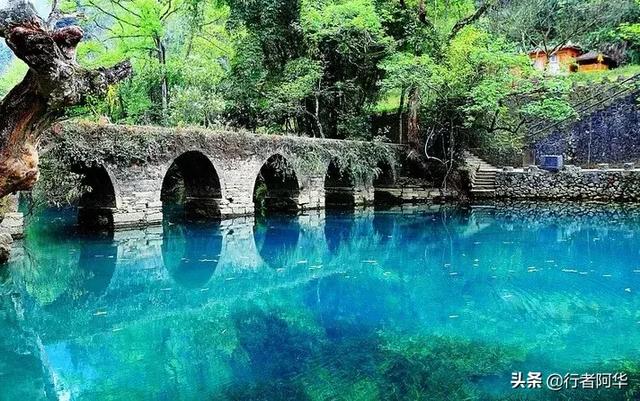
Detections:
[97, 152, 384, 229]
[101, 155, 332, 228]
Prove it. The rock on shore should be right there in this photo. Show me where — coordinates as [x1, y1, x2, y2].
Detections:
[0, 232, 12, 264]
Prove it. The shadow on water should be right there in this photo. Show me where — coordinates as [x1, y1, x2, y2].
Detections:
[253, 215, 300, 269]
[162, 221, 222, 289]
[222, 308, 316, 400]
[324, 211, 355, 255]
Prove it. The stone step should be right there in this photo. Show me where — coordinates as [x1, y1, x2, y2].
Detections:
[474, 183, 496, 187]
[471, 189, 496, 197]
[473, 181, 496, 187]
[475, 174, 496, 178]
[475, 180, 496, 184]
[466, 152, 499, 198]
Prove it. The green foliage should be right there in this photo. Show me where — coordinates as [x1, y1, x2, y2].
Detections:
[30, 157, 87, 210]
[223, 0, 395, 138]
[1, 0, 639, 171]
[487, 0, 637, 53]
[0, 58, 27, 98]
[66, 0, 233, 126]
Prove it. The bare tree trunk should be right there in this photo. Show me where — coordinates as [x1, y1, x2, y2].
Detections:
[0, 0, 131, 199]
[156, 37, 169, 123]
[397, 86, 406, 144]
[314, 93, 324, 139]
[418, 0, 427, 23]
[407, 86, 421, 151]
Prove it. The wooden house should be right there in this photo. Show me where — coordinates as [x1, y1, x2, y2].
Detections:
[528, 44, 582, 75]
[575, 51, 617, 72]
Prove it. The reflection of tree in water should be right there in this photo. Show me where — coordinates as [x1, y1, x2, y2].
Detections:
[372, 212, 395, 245]
[253, 216, 300, 269]
[162, 222, 222, 289]
[0, 281, 58, 401]
[17, 227, 117, 307]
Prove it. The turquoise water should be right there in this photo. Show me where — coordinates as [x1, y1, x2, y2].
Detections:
[2, 204, 640, 400]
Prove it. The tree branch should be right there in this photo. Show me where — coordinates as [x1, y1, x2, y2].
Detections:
[448, 1, 494, 42]
[0, 0, 132, 198]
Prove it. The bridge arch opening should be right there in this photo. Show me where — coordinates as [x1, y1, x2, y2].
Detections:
[373, 160, 397, 205]
[253, 154, 300, 214]
[161, 151, 222, 222]
[324, 160, 356, 209]
[77, 166, 117, 229]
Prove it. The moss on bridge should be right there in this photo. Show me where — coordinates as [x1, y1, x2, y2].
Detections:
[48, 122, 402, 175]
[36, 122, 405, 208]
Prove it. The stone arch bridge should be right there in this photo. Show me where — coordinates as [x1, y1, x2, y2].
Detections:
[35, 123, 442, 229]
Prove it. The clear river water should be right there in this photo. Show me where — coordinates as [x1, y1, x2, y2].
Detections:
[1, 204, 640, 401]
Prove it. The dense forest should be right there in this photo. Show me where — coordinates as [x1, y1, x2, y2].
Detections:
[2, 0, 640, 162]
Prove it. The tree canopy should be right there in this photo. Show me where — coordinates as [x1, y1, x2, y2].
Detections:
[1, 0, 639, 163]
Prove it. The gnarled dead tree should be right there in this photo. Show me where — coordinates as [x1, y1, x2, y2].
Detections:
[0, 0, 131, 199]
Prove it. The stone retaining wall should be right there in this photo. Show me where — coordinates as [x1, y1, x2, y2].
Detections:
[0, 194, 23, 239]
[533, 93, 640, 166]
[495, 166, 640, 201]
[0, 194, 22, 264]
[376, 186, 448, 203]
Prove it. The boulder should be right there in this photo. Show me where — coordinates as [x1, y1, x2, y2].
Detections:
[0, 232, 12, 264]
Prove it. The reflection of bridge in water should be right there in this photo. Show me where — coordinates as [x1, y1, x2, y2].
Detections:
[13, 210, 412, 340]
[3, 209, 413, 400]
[6, 204, 640, 400]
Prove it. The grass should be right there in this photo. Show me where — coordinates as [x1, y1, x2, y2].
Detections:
[569, 64, 640, 84]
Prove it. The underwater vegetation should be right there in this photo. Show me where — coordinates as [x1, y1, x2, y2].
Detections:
[2, 204, 640, 400]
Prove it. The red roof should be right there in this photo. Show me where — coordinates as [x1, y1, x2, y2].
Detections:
[528, 44, 583, 56]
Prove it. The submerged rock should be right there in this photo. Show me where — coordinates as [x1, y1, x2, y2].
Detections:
[0, 232, 12, 264]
